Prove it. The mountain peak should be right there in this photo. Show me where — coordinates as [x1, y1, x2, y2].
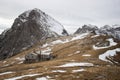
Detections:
[0, 8, 68, 60]
[74, 24, 98, 34]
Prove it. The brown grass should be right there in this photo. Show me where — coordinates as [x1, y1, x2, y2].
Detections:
[0, 34, 120, 80]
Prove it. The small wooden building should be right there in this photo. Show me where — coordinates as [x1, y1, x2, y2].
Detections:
[25, 52, 39, 63]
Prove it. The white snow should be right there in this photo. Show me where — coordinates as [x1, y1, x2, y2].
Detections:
[72, 69, 86, 73]
[93, 38, 117, 50]
[57, 62, 94, 67]
[42, 39, 69, 48]
[71, 33, 89, 41]
[36, 77, 48, 80]
[41, 47, 51, 55]
[52, 70, 66, 73]
[42, 33, 89, 48]
[52, 40, 64, 44]
[0, 71, 14, 76]
[99, 48, 120, 62]
[82, 54, 91, 57]
[18, 8, 66, 36]
[91, 35, 99, 38]
[34, 8, 65, 35]
[46, 15, 64, 35]
[107, 38, 117, 46]
[42, 43, 49, 48]
[20, 18, 27, 22]
[5, 74, 40, 80]
[75, 51, 80, 54]
[15, 57, 25, 61]
[68, 51, 81, 56]
[51, 39, 69, 44]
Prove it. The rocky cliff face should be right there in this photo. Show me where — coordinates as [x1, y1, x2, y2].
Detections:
[74, 24, 98, 34]
[0, 8, 68, 60]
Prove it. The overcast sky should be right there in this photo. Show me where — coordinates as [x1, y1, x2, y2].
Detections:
[0, 0, 120, 33]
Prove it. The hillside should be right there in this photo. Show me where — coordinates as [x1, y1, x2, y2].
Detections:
[0, 33, 120, 80]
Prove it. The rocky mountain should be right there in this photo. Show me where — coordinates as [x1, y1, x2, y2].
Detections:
[0, 8, 68, 60]
[99, 25, 120, 40]
[74, 24, 98, 34]
[75, 24, 120, 41]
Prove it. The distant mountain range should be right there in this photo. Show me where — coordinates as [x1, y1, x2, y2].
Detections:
[74, 24, 120, 40]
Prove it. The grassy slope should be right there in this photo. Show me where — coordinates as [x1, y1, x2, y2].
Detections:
[0, 34, 120, 80]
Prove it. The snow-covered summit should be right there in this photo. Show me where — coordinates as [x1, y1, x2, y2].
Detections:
[15, 8, 68, 36]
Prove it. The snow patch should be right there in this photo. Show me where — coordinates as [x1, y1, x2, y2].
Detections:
[93, 38, 117, 50]
[107, 38, 117, 46]
[15, 57, 25, 61]
[91, 35, 99, 38]
[42, 39, 69, 48]
[72, 69, 86, 73]
[42, 43, 49, 48]
[0, 71, 14, 76]
[5, 74, 40, 80]
[57, 62, 94, 67]
[99, 48, 120, 62]
[75, 51, 80, 54]
[71, 33, 89, 41]
[42, 33, 89, 48]
[36, 77, 48, 80]
[82, 54, 91, 57]
[52, 70, 66, 73]
[42, 47, 51, 55]
[20, 18, 27, 23]
[51, 39, 69, 44]
[51, 40, 64, 44]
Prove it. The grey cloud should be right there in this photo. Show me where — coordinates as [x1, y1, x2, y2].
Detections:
[0, 0, 119, 29]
